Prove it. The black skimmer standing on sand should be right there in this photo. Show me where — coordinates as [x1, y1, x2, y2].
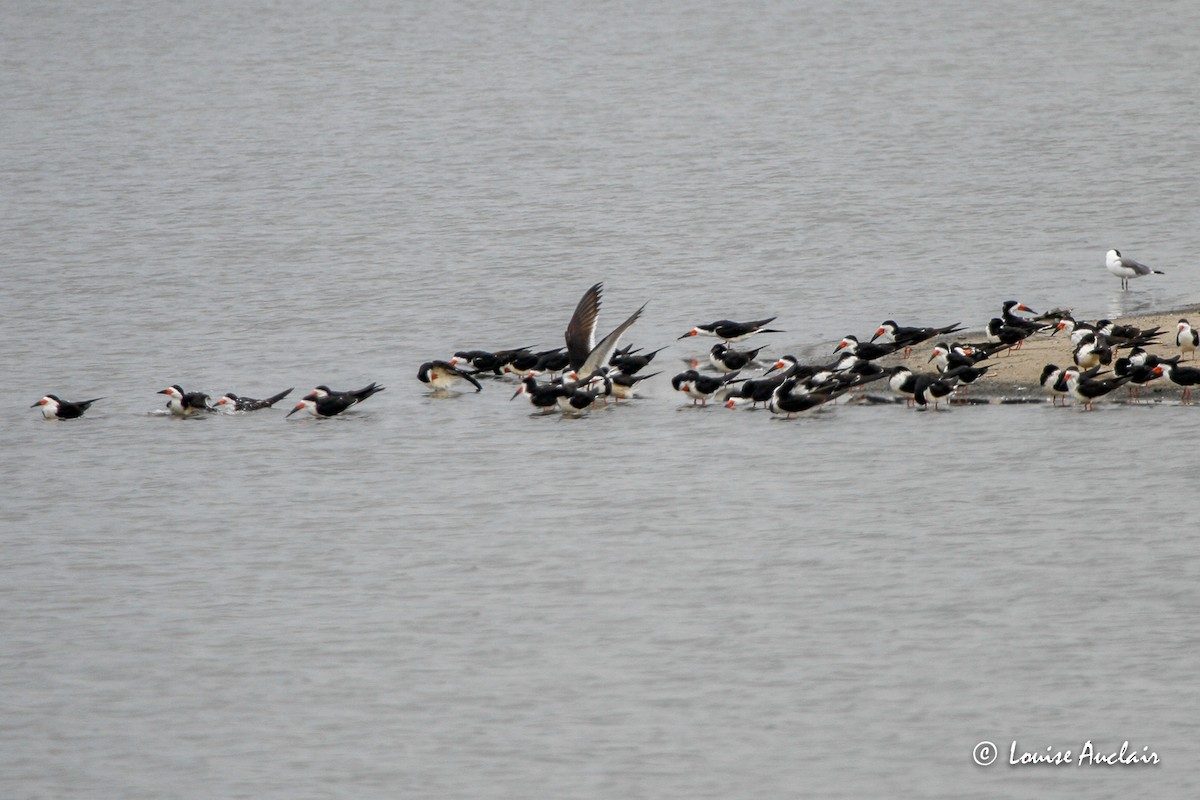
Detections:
[1000, 301, 1044, 336]
[1094, 319, 1163, 349]
[31, 394, 103, 419]
[1155, 361, 1200, 403]
[1106, 248, 1164, 290]
[678, 317, 782, 343]
[1176, 319, 1198, 361]
[158, 385, 212, 416]
[834, 335, 904, 361]
[214, 388, 294, 411]
[671, 370, 743, 406]
[870, 320, 965, 358]
[985, 318, 1032, 351]
[418, 361, 483, 393]
[1072, 333, 1113, 371]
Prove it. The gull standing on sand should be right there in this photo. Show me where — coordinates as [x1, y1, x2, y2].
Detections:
[1106, 249, 1164, 290]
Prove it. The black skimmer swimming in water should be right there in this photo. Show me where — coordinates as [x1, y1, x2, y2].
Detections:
[158, 385, 212, 416]
[563, 283, 647, 382]
[708, 343, 766, 373]
[671, 369, 743, 406]
[1065, 368, 1130, 410]
[1155, 360, 1200, 404]
[834, 335, 904, 361]
[214, 388, 294, 411]
[289, 383, 385, 417]
[418, 361, 483, 393]
[450, 348, 534, 376]
[871, 320, 965, 358]
[678, 317, 782, 344]
[1106, 248, 1164, 290]
[1175, 319, 1198, 361]
[31, 394, 103, 419]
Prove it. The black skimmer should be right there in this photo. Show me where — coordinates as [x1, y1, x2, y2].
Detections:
[1155, 361, 1200, 403]
[510, 376, 563, 413]
[1051, 316, 1099, 347]
[912, 373, 955, 410]
[1094, 319, 1163, 349]
[604, 369, 660, 402]
[834, 335, 903, 361]
[31, 394, 103, 419]
[927, 342, 985, 373]
[450, 348, 533, 376]
[1072, 333, 1113, 371]
[671, 369, 742, 406]
[1106, 248, 1164, 290]
[767, 379, 845, 418]
[1176, 319, 1198, 361]
[888, 366, 921, 406]
[500, 350, 542, 376]
[729, 372, 789, 408]
[1000, 301, 1044, 336]
[708, 343, 766, 373]
[940, 362, 990, 398]
[984, 318, 1032, 351]
[564, 283, 647, 380]
[870, 320, 965, 358]
[213, 388, 294, 411]
[158, 385, 212, 416]
[311, 382, 385, 403]
[1040, 364, 1070, 406]
[1065, 369, 1131, 410]
[418, 361, 483, 393]
[289, 383, 385, 417]
[609, 345, 667, 376]
[1113, 355, 1163, 401]
[534, 349, 571, 376]
[678, 317, 782, 343]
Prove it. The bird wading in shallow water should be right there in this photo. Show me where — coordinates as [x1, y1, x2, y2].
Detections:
[1106, 248, 1164, 290]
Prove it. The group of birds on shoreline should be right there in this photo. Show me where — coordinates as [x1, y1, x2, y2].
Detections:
[29, 248, 1198, 420]
[410, 269, 1199, 416]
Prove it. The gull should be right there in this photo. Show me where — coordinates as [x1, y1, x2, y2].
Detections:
[1106, 249, 1164, 290]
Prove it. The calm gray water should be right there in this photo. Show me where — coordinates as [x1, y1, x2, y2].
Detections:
[3, 1, 1198, 797]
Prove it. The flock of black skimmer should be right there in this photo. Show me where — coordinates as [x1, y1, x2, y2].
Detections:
[30, 253, 1199, 420]
[415, 277, 1198, 417]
